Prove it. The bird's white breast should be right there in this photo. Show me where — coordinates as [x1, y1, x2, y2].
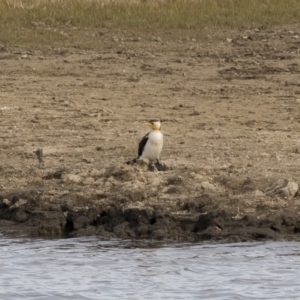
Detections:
[140, 130, 163, 160]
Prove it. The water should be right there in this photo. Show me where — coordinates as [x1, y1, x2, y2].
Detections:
[1, 235, 300, 300]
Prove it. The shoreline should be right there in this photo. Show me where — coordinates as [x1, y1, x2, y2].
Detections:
[0, 163, 299, 243]
[1, 24, 300, 242]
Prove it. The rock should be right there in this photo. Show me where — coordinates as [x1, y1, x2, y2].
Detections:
[69, 226, 97, 237]
[147, 176, 161, 187]
[104, 164, 137, 181]
[75, 192, 91, 201]
[90, 169, 104, 178]
[82, 177, 95, 185]
[82, 157, 94, 164]
[281, 182, 299, 198]
[26, 210, 67, 237]
[2, 198, 12, 207]
[134, 159, 151, 171]
[265, 179, 299, 199]
[253, 189, 265, 197]
[9, 198, 27, 210]
[152, 36, 162, 42]
[200, 181, 216, 191]
[96, 226, 114, 239]
[136, 224, 149, 236]
[21, 54, 30, 59]
[73, 215, 91, 230]
[167, 175, 183, 185]
[151, 229, 167, 239]
[165, 186, 182, 194]
[12, 211, 28, 222]
[113, 222, 136, 238]
[63, 174, 82, 183]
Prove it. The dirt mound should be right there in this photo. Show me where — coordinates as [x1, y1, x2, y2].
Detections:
[0, 161, 299, 242]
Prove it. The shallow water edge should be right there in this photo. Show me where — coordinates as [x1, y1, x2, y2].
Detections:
[1, 187, 300, 244]
[1, 236, 300, 300]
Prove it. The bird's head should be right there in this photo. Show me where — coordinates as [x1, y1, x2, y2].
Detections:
[146, 119, 161, 130]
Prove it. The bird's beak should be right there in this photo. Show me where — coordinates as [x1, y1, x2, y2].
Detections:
[145, 122, 153, 129]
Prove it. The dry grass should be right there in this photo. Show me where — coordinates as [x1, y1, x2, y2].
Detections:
[0, 0, 300, 46]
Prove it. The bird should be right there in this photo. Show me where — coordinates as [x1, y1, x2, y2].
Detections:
[126, 119, 164, 169]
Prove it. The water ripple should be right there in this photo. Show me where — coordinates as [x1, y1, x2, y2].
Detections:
[1, 235, 300, 299]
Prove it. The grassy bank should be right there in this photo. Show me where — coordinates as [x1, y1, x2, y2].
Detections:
[0, 0, 300, 46]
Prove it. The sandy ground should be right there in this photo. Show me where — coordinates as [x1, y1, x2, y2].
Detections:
[0, 25, 300, 242]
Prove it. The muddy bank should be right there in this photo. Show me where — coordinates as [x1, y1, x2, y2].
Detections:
[1, 24, 300, 242]
[0, 162, 299, 242]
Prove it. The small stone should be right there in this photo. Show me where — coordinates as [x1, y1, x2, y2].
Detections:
[73, 215, 90, 230]
[265, 179, 298, 199]
[82, 177, 95, 185]
[152, 36, 162, 42]
[48, 190, 58, 195]
[189, 172, 196, 178]
[64, 174, 82, 183]
[190, 110, 200, 116]
[194, 174, 204, 181]
[149, 177, 161, 187]
[90, 169, 103, 178]
[151, 229, 167, 239]
[200, 181, 216, 191]
[253, 189, 265, 197]
[137, 224, 149, 235]
[13, 211, 28, 222]
[82, 157, 94, 164]
[9, 199, 27, 210]
[2, 198, 11, 206]
[282, 182, 298, 198]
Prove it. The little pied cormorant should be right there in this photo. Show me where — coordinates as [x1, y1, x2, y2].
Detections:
[126, 120, 163, 166]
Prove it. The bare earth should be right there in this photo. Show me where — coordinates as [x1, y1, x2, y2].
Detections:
[1, 25, 300, 242]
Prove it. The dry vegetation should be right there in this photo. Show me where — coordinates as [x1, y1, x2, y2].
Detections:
[1, 0, 300, 46]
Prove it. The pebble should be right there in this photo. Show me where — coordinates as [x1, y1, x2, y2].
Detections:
[90, 169, 104, 178]
[83, 177, 95, 185]
[253, 189, 265, 197]
[200, 181, 216, 191]
[152, 36, 162, 42]
[9, 199, 27, 210]
[2, 198, 11, 206]
[265, 179, 299, 199]
[281, 182, 299, 198]
[64, 174, 82, 183]
[82, 157, 94, 164]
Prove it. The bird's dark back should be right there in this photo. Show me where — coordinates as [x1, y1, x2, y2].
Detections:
[138, 132, 150, 157]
